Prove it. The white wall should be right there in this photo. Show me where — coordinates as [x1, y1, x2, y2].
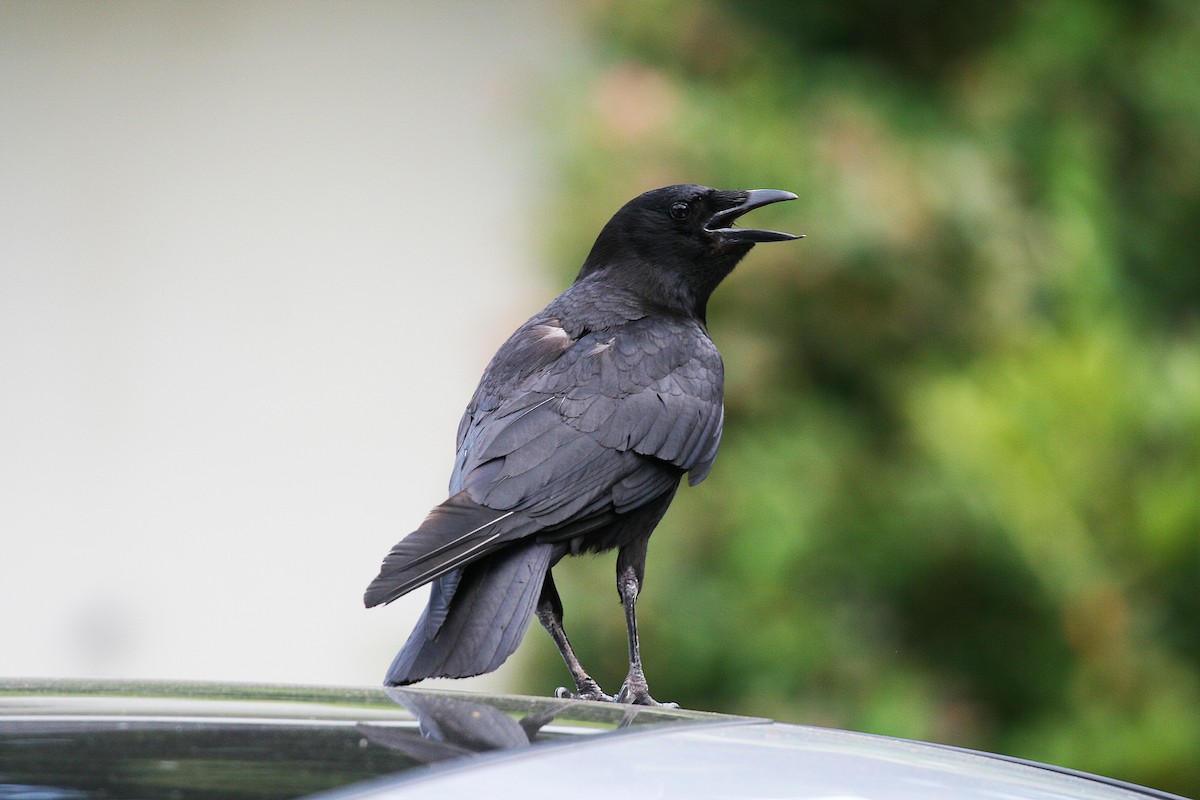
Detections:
[0, 1, 575, 689]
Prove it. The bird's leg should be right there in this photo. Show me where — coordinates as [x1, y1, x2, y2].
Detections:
[536, 570, 613, 702]
[615, 538, 677, 707]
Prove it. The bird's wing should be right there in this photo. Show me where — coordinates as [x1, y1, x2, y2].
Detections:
[457, 312, 724, 523]
[365, 312, 723, 608]
[363, 491, 542, 607]
[550, 315, 725, 488]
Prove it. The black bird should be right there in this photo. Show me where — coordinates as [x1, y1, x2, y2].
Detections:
[365, 184, 800, 704]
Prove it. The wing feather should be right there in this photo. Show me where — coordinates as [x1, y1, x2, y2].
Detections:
[372, 303, 725, 610]
[363, 491, 539, 607]
[452, 314, 724, 526]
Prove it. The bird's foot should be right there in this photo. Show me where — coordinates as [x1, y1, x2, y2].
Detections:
[554, 679, 614, 703]
[616, 678, 678, 707]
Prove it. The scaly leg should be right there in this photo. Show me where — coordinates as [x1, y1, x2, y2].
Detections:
[536, 569, 613, 702]
[615, 537, 676, 707]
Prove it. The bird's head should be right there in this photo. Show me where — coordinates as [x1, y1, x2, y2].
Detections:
[578, 184, 802, 320]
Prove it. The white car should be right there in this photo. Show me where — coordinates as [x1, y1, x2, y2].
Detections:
[0, 679, 1188, 800]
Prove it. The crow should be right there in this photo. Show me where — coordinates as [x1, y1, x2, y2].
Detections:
[365, 184, 800, 705]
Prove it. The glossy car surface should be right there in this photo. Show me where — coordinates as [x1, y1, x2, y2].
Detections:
[0, 679, 1188, 800]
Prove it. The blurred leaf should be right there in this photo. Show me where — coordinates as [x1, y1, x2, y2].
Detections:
[523, 1, 1200, 795]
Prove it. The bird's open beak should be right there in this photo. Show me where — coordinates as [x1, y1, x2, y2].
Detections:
[705, 189, 803, 243]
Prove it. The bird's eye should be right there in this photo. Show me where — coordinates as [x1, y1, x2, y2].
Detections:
[669, 201, 691, 220]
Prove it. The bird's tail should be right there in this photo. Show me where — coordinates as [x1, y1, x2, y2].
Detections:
[384, 541, 555, 685]
[364, 491, 538, 608]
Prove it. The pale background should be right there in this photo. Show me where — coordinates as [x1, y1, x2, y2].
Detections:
[0, 1, 577, 688]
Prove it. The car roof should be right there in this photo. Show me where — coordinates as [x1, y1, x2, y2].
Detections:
[0, 679, 1187, 800]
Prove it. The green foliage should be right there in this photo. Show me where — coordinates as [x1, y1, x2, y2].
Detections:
[521, 0, 1200, 795]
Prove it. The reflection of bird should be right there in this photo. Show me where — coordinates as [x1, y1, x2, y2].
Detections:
[357, 689, 633, 766]
[356, 691, 556, 764]
[365, 185, 800, 704]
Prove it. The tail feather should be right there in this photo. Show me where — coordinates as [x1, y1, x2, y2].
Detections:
[384, 542, 555, 685]
[364, 491, 537, 608]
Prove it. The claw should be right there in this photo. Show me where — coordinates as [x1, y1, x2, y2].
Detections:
[616, 681, 677, 707]
[555, 684, 615, 703]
